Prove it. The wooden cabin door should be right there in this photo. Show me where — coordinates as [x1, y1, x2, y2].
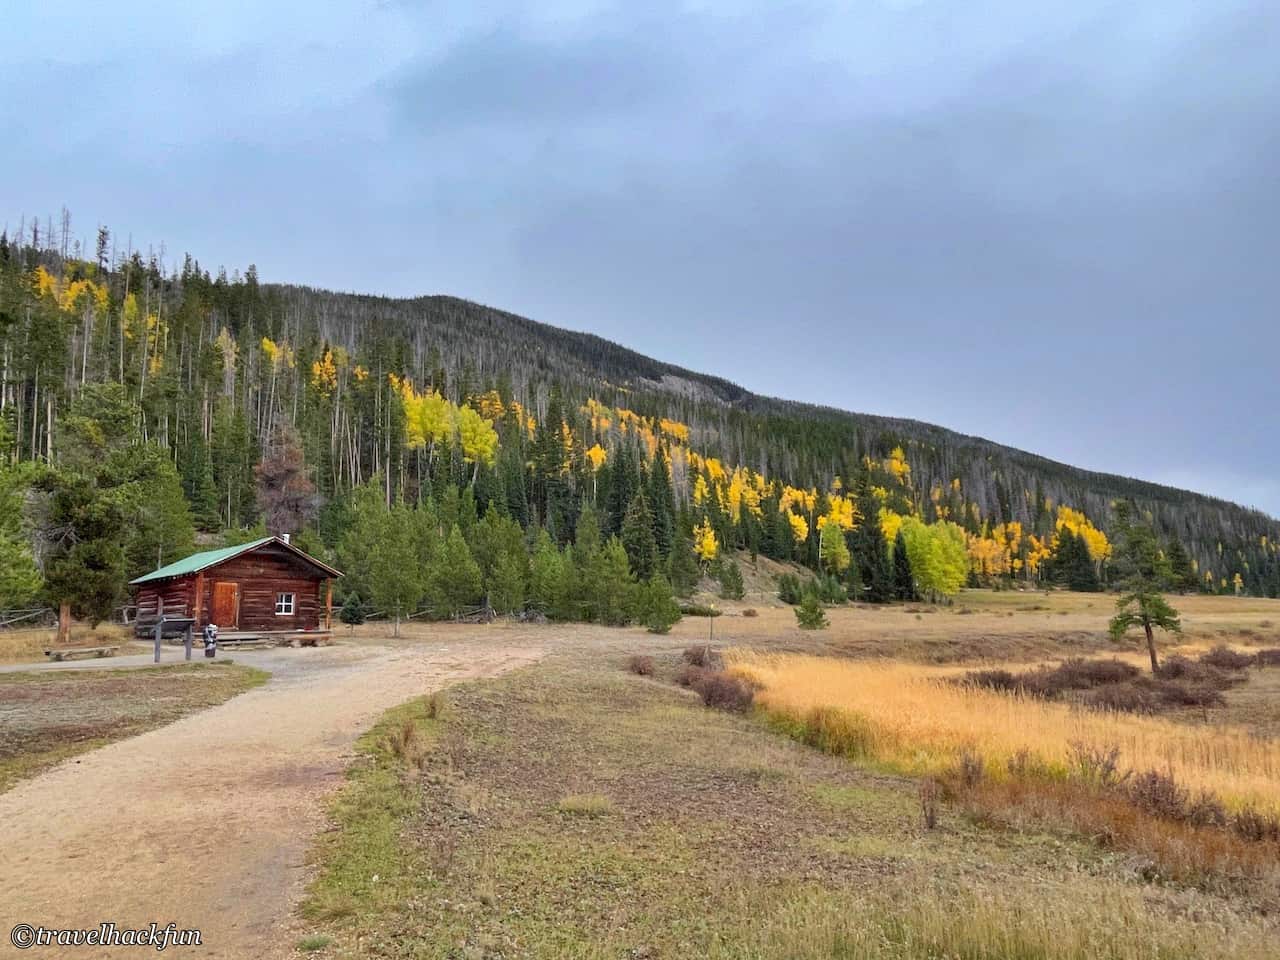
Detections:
[211, 581, 239, 628]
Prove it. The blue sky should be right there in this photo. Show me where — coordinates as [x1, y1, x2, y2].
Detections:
[4, 1, 1278, 514]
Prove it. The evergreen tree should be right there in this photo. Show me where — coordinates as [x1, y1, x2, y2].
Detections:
[1166, 538, 1197, 594]
[892, 530, 916, 601]
[795, 590, 828, 629]
[489, 550, 527, 616]
[528, 529, 571, 620]
[853, 503, 893, 602]
[367, 500, 424, 637]
[620, 491, 658, 580]
[667, 526, 701, 598]
[646, 451, 676, 559]
[717, 557, 745, 600]
[637, 572, 681, 634]
[589, 537, 637, 626]
[1109, 503, 1181, 672]
[37, 472, 127, 630]
[428, 525, 483, 619]
[339, 592, 365, 631]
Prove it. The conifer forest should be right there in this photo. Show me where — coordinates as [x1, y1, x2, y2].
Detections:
[1, 214, 1276, 626]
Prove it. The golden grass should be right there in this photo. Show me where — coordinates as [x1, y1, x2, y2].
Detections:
[0, 622, 133, 662]
[726, 651, 1280, 813]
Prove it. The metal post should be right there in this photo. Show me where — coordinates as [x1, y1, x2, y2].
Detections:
[153, 620, 162, 663]
[184, 625, 192, 662]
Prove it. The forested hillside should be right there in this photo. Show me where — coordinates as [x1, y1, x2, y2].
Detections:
[1, 216, 1277, 625]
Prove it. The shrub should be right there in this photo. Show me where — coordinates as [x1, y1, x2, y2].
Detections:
[1053, 657, 1140, 689]
[957, 749, 985, 789]
[690, 670, 755, 712]
[795, 592, 828, 630]
[682, 644, 713, 667]
[919, 778, 940, 830]
[1154, 654, 1234, 688]
[1200, 646, 1255, 671]
[339, 592, 365, 628]
[1254, 647, 1280, 667]
[675, 664, 705, 688]
[679, 602, 721, 617]
[1081, 682, 1159, 714]
[742, 607, 758, 618]
[627, 654, 655, 677]
[814, 573, 847, 604]
[777, 573, 804, 605]
[960, 669, 1021, 694]
[717, 558, 745, 600]
[1153, 680, 1225, 708]
[1068, 741, 1128, 789]
[1232, 807, 1280, 843]
[1127, 769, 1189, 821]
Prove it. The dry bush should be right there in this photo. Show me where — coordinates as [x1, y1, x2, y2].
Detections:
[682, 645, 714, 668]
[690, 670, 755, 712]
[627, 654, 655, 677]
[960, 668, 1021, 694]
[387, 718, 428, 769]
[965, 777, 1280, 890]
[1155, 680, 1225, 708]
[675, 664, 705, 688]
[1068, 742, 1128, 789]
[957, 748, 985, 789]
[1127, 769, 1190, 821]
[423, 691, 447, 720]
[556, 794, 614, 818]
[1080, 683, 1159, 714]
[1253, 647, 1280, 667]
[1200, 646, 1256, 671]
[919, 778, 939, 829]
[1233, 807, 1280, 843]
[742, 608, 759, 618]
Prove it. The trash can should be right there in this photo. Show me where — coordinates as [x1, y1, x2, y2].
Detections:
[203, 623, 219, 659]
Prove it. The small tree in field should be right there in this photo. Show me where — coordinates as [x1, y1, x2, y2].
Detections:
[339, 593, 365, 632]
[1108, 502, 1180, 671]
[717, 558, 744, 600]
[368, 502, 424, 638]
[637, 573, 681, 634]
[795, 590, 828, 629]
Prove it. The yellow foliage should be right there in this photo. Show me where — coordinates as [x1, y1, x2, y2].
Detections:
[787, 512, 809, 544]
[585, 443, 607, 471]
[878, 509, 903, 545]
[693, 518, 719, 562]
[352, 365, 369, 382]
[820, 494, 860, 532]
[310, 349, 338, 397]
[658, 417, 690, 443]
[884, 446, 911, 484]
[457, 405, 499, 467]
[1055, 506, 1111, 563]
[32, 265, 57, 299]
[693, 475, 709, 506]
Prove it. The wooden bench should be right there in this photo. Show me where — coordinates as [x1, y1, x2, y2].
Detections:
[43, 645, 119, 662]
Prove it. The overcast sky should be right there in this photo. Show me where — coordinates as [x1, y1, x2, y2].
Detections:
[4, 1, 1277, 514]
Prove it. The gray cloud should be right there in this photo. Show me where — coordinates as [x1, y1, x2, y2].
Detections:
[4, 0, 1278, 512]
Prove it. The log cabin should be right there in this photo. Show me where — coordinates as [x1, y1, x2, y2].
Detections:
[130, 536, 342, 641]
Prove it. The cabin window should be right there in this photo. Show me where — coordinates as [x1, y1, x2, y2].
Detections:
[275, 592, 296, 616]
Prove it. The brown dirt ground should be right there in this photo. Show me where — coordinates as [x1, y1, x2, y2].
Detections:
[0, 625, 661, 959]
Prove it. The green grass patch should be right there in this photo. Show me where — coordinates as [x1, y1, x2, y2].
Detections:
[300, 695, 443, 924]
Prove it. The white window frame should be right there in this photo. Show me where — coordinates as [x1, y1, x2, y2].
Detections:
[275, 592, 296, 616]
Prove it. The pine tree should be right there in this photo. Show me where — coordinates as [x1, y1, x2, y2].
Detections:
[667, 525, 701, 598]
[489, 550, 526, 616]
[1166, 538, 1197, 594]
[590, 537, 637, 626]
[853, 504, 893, 603]
[892, 530, 916, 601]
[339, 592, 365, 631]
[428, 524, 483, 619]
[637, 572, 681, 634]
[646, 451, 676, 559]
[717, 557, 745, 600]
[795, 590, 828, 629]
[620, 491, 658, 580]
[528, 529, 570, 619]
[368, 500, 424, 637]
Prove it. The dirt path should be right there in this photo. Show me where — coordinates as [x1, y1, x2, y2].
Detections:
[0, 636, 556, 958]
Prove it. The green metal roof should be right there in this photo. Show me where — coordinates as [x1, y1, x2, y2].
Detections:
[129, 537, 277, 585]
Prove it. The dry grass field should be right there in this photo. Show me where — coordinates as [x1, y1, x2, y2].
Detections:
[662, 585, 1280, 664]
[0, 661, 268, 791]
[0, 621, 141, 663]
[298, 652, 1279, 959]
